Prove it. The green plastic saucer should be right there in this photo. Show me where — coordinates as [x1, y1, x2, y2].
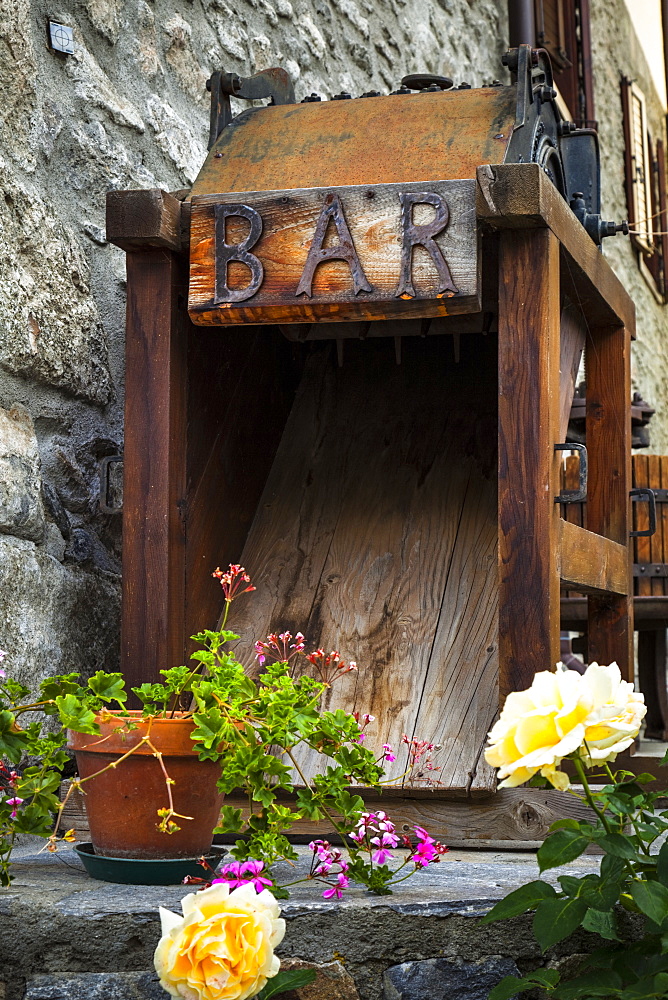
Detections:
[74, 843, 226, 885]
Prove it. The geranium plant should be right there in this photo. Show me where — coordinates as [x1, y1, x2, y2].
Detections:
[0, 565, 448, 896]
[481, 662, 668, 1000]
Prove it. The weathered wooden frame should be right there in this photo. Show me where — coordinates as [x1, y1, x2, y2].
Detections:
[107, 163, 660, 843]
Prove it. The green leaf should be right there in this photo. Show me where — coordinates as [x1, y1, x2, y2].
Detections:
[537, 829, 589, 872]
[255, 969, 317, 999]
[214, 806, 243, 834]
[550, 818, 582, 832]
[55, 694, 98, 734]
[582, 907, 621, 941]
[596, 832, 639, 860]
[480, 881, 557, 923]
[629, 881, 668, 929]
[658, 841, 668, 888]
[488, 976, 532, 1000]
[533, 897, 588, 951]
[87, 671, 127, 704]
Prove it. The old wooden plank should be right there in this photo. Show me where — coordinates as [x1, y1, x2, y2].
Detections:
[660, 456, 668, 598]
[558, 521, 629, 595]
[121, 250, 187, 693]
[586, 323, 633, 677]
[215, 787, 598, 847]
[411, 468, 498, 796]
[477, 163, 635, 333]
[562, 595, 668, 630]
[107, 189, 183, 253]
[229, 335, 499, 795]
[189, 179, 480, 325]
[498, 227, 561, 699]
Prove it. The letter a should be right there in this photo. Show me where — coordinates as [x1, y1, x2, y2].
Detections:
[296, 193, 373, 298]
[395, 192, 458, 299]
[214, 204, 264, 303]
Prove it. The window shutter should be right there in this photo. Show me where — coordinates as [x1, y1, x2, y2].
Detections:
[655, 139, 668, 295]
[534, 0, 595, 128]
[621, 78, 654, 254]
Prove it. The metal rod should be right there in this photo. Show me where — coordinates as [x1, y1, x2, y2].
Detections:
[508, 0, 535, 47]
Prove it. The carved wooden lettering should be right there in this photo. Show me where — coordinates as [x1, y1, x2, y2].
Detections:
[296, 193, 372, 298]
[214, 204, 264, 303]
[189, 179, 479, 325]
[396, 192, 458, 299]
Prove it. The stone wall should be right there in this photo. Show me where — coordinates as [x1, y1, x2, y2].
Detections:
[593, 0, 668, 452]
[1, 0, 667, 691]
[0, 0, 509, 690]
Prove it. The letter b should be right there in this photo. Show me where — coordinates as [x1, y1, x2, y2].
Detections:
[214, 204, 264, 304]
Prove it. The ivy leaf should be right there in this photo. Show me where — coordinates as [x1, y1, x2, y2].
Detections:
[629, 881, 668, 929]
[582, 907, 621, 941]
[537, 829, 589, 872]
[480, 881, 557, 923]
[533, 897, 588, 951]
[255, 969, 317, 999]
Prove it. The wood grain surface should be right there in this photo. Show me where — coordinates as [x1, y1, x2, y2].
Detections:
[189, 180, 480, 325]
[498, 228, 561, 699]
[225, 335, 498, 796]
[559, 520, 629, 595]
[477, 163, 635, 333]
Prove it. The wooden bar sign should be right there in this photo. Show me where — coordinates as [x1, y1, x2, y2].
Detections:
[188, 179, 480, 325]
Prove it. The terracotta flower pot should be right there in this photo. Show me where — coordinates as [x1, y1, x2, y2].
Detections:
[68, 712, 224, 860]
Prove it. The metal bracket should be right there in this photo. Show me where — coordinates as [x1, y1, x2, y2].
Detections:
[633, 563, 668, 578]
[99, 455, 123, 513]
[207, 68, 296, 149]
[554, 442, 587, 503]
[630, 487, 657, 537]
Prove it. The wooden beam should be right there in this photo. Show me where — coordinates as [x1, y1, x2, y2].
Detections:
[559, 520, 629, 595]
[477, 163, 635, 333]
[121, 249, 188, 692]
[498, 227, 561, 700]
[586, 323, 634, 678]
[107, 189, 183, 253]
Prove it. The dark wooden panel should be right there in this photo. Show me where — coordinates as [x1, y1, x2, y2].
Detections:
[121, 250, 188, 692]
[183, 326, 302, 642]
[498, 227, 561, 700]
[586, 323, 633, 676]
[189, 180, 480, 325]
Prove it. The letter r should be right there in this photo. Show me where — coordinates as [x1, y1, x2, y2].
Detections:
[214, 204, 264, 303]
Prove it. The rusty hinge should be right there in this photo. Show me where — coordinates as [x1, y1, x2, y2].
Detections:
[99, 455, 123, 513]
[633, 563, 668, 578]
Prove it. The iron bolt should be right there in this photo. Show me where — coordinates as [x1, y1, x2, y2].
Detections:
[302, 93, 322, 102]
[332, 92, 352, 100]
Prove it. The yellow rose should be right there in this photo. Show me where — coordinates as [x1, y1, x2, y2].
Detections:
[578, 661, 647, 766]
[484, 663, 646, 790]
[154, 882, 285, 1000]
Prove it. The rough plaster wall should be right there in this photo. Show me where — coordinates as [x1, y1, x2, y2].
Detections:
[0, 0, 509, 693]
[592, 0, 668, 451]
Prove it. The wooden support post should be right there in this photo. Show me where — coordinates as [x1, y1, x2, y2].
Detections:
[498, 228, 561, 700]
[121, 248, 188, 691]
[586, 323, 634, 678]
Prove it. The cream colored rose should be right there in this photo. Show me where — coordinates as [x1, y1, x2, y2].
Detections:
[484, 662, 646, 790]
[579, 661, 647, 766]
[154, 882, 285, 1000]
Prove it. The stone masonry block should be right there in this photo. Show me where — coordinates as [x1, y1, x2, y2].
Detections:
[25, 972, 164, 999]
[282, 958, 360, 1000]
[383, 956, 520, 1000]
[0, 404, 45, 542]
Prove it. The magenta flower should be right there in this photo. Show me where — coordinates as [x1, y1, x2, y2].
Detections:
[322, 872, 350, 899]
[212, 859, 273, 892]
[254, 631, 306, 666]
[6, 796, 23, 820]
